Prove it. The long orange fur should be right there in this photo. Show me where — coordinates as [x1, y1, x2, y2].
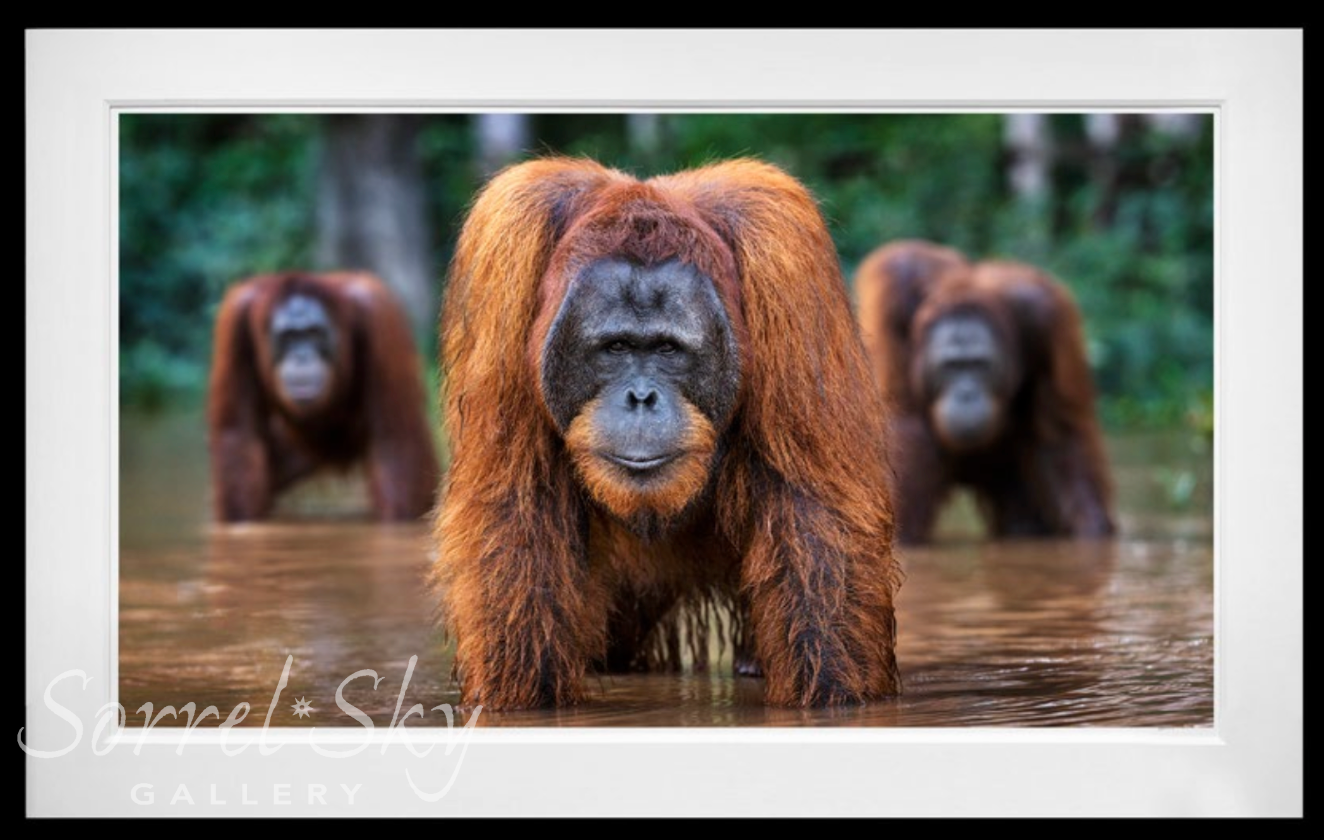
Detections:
[432, 158, 901, 709]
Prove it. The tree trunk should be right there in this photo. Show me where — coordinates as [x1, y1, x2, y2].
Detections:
[1143, 113, 1203, 142]
[316, 115, 434, 339]
[1084, 113, 1123, 228]
[475, 113, 531, 177]
[1003, 113, 1054, 201]
[626, 113, 664, 167]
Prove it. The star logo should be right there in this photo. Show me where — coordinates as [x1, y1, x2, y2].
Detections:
[291, 696, 315, 719]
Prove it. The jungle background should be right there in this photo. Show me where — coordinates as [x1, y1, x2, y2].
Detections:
[119, 112, 1213, 436]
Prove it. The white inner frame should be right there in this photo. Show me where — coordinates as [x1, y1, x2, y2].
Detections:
[27, 29, 1301, 816]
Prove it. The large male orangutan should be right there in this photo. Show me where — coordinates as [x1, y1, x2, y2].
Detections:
[855, 239, 1115, 544]
[208, 271, 438, 522]
[431, 158, 902, 709]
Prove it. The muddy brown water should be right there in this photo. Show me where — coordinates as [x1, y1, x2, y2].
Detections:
[119, 410, 1213, 727]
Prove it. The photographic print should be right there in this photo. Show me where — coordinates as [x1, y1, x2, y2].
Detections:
[117, 111, 1214, 727]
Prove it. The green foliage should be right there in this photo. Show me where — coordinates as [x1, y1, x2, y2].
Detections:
[1186, 388, 1215, 441]
[1043, 124, 1214, 428]
[119, 112, 1213, 430]
[119, 114, 318, 404]
[672, 114, 1007, 268]
[118, 342, 205, 412]
[416, 114, 480, 306]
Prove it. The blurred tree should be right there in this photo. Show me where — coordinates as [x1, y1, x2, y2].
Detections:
[475, 113, 530, 175]
[1145, 113, 1204, 141]
[1084, 113, 1124, 227]
[1001, 113, 1056, 261]
[317, 114, 434, 338]
[627, 113, 665, 168]
[1004, 114, 1054, 200]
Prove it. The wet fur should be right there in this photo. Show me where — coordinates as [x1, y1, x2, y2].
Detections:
[432, 158, 901, 709]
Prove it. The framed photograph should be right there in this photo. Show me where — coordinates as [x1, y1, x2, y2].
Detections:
[26, 29, 1301, 817]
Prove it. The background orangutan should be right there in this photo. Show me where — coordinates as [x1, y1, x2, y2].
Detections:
[208, 271, 438, 522]
[856, 240, 1115, 544]
[431, 158, 901, 709]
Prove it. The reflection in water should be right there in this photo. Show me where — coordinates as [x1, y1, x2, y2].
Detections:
[120, 410, 1212, 727]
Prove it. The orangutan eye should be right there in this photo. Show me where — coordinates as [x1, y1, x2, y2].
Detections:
[606, 340, 631, 354]
[656, 342, 677, 355]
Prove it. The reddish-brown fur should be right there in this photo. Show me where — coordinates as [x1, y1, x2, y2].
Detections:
[207, 271, 438, 522]
[855, 240, 1115, 543]
[565, 399, 718, 524]
[431, 158, 901, 709]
